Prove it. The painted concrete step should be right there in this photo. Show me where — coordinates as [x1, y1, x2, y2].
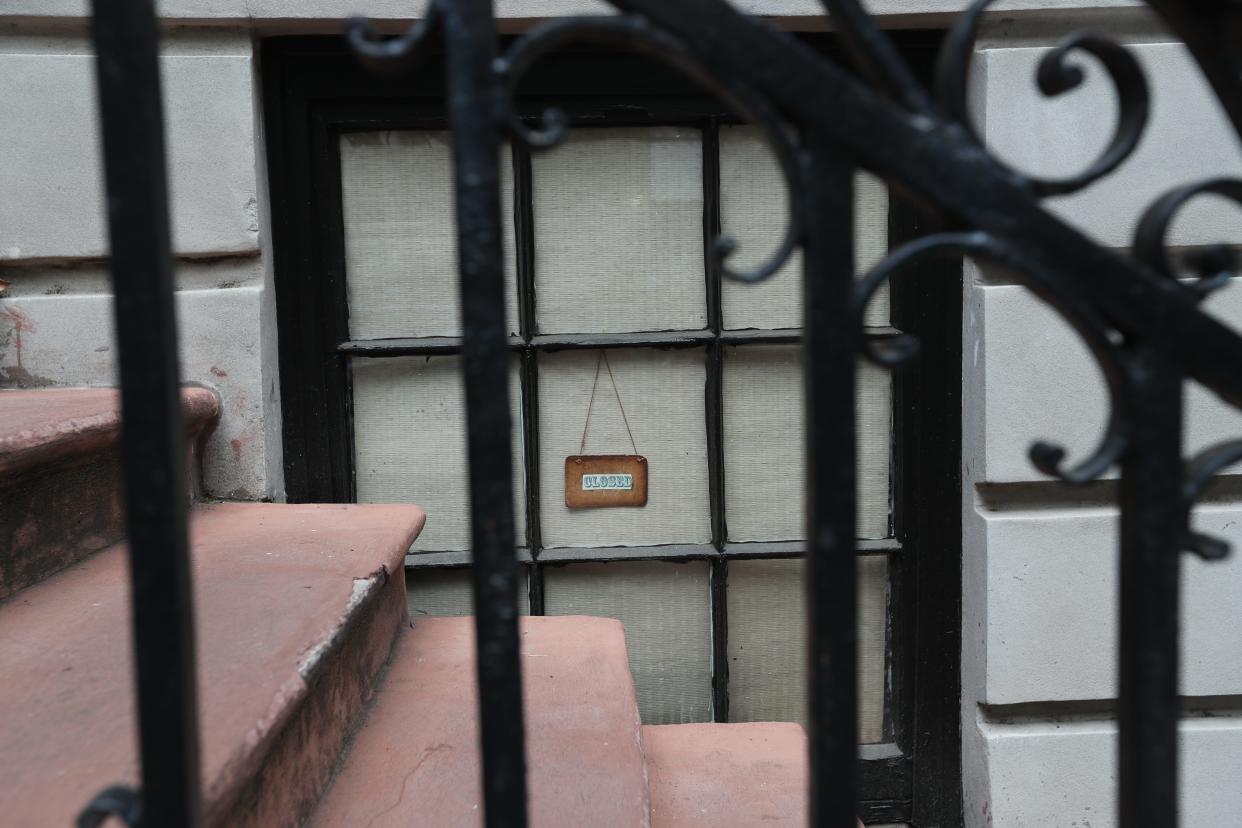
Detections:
[309, 615, 649, 828]
[0, 386, 219, 599]
[644, 722, 809, 827]
[0, 501, 425, 828]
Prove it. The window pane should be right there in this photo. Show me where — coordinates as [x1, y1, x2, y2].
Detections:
[351, 355, 525, 552]
[728, 556, 888, 743]
[719, 124, 889, 330]
[723, 345, 891, 541]
[532, 127, 706, 334]
[340, 131, 519, 338]
[407, 567, 531, 619]
[538, 348, 711, 548]
[543, 560, 712, 724]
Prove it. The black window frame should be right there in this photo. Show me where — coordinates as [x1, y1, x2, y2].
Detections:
[262, 33, 963, 826]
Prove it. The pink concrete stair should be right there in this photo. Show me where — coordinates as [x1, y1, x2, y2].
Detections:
[0, 386, 219, 599]
[644, 722, 809, 827]
[0, 501, 425, 828]
[309, 615, 650, 827]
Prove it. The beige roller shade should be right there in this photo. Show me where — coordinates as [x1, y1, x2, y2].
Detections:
[340, 131, 520, 338]
[407, 567, 531, 619]
[728, 556, 888, 743]
[538, 348, 712, 548]
[351, 355, 526, 552]
[723, 345, 892, 541]
[532, 127, 706, 334]
[543, 560, 712, 724]
[718, 124, 890, 331]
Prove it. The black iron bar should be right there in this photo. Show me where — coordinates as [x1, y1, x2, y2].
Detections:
[802, 135, 860, 827]
[703, 119, 728, 558]
[336, 328, 907, 357]
[514, 144, 538, 341]
[514, 140, 546, 614]
[1117, 345, 1184, 828]
[702, 119, 732, 723]
[519, 350, 543, 558]
[442, 0, 530, 824]
[709, 558, 731, 721]
[411, 539, 900, 566]
[407, 549, 537, 569]
[87, 1, 202, 825]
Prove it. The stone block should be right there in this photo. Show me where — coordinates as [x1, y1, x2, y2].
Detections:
[977, 41, 1242, 250]
[0, 49, 258, 261]
[974, 503, 1242, 703]
[974, 715, 1242, 827]
[967, 279, 1242, 484]
[0, 285, 275, 499]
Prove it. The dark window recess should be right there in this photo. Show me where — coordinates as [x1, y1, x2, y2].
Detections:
[263, 34, 962, 826]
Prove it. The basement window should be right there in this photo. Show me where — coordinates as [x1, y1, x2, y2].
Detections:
[264, 33, 961, 825]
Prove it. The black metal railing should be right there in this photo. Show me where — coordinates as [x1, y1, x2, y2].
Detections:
[81, 0, 1242, 826]
[80, 2, 200, 827]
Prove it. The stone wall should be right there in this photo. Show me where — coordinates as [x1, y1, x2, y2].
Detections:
[963, 14, 1242, 826]
[0, 29, 280, 499]
[1, 2, 1239, 824]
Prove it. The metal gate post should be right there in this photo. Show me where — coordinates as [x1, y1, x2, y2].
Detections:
[86, 1, 202, 825]
[1118, 345, 1184, 828]
[443, 1, 530, 825]
[802, 135, 860, 828]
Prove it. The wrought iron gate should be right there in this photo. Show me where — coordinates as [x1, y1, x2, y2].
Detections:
[82, 0, 1242, 826]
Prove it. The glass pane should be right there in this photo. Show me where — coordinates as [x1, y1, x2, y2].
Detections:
[727, 556, 888, 743]
[543, 560, 712, 724]
[538, 348, 711, 548]
[351, 355, 525, 552]
[719, 124, 889, 330]
[723, 345, 891, 541]
[340, 131, 519, 338]
[407, 567, 531, 619]
[532, 127, 706, 334]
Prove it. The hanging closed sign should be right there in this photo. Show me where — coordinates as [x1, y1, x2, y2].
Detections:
[565, 351, 648, 509]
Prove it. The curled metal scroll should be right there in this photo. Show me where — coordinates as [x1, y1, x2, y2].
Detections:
[857, 231, 1130, 485]
[77, 786, 142, 828]
[1181, 440, 1242, 561]
[936, 0, 1150, 197]
[346, 1, 442, 75]
[1134, 177, 1242, 299]
[496, 15, 803, 284]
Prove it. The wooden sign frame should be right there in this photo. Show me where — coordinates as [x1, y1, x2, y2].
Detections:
[564, 455, 648, 509]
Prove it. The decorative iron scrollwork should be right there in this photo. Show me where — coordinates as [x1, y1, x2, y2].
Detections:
[1181, 440, 1242, 560]
[936, 0, 1150, 197]
[494, 15, 804, 285]
[345, 1, 443, 75]
[857, 230, 1130, 485]
[1135, 178, 1242, 299]
[77, 785, 142, 828]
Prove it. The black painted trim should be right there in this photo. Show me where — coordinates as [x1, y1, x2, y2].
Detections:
[889, 195, 965, 826]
